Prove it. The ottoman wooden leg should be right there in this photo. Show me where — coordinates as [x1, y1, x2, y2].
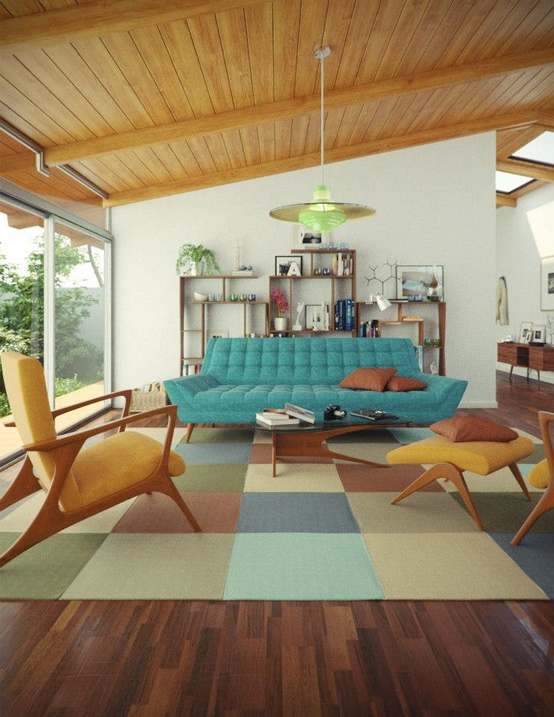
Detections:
[390, 462, 485, 531]
[508, 463, 532, 500]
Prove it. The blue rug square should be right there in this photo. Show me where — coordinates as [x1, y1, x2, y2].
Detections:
[491, 533, 554, 598]
[235, 493, 359, 533]
[223, 533, 385, 600]
[174, 442, 252, 464]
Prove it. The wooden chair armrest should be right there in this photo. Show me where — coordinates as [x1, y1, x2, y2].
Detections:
[23, 404, 179, 453]
[51, 389, 133, 418]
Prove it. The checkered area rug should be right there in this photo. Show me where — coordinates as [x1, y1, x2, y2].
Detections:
[0, 426, 552, 600]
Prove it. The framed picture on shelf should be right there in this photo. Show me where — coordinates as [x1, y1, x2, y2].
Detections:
[541, 255, 554, 310]
[531, 325, 546, 344]
[275, 255, 303, 276]
[519, 322, 533, 343]
[297, 227, 322, 246]
[305, 304, 323, 331]
[396, 265, 444, 300]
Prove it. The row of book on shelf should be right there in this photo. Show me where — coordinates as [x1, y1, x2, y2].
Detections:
[334, 299, 356, 330]
[183, 362, 203, 375]
[331, 253, 353, 276]
[133, 381, 166, 393]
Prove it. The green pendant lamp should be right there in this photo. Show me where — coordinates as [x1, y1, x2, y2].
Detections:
[270, 47, 375, 232]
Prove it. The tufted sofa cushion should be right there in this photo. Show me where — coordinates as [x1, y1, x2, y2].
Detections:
[203, 337, 421, 385]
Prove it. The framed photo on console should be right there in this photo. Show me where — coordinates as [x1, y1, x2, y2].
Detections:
[519, 322, 533, 343]
[531, 325, 545, 344]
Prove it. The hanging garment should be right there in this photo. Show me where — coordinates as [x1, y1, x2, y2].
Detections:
[496, 276, 509, 325]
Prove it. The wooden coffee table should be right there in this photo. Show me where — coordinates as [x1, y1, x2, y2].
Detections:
[255, 419, 411, 476]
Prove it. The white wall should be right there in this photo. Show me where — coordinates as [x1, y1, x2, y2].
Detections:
[496, 183, 554, 383]
[112, 132, 498, 407]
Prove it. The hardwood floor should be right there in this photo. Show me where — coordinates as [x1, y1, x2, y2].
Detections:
[1, 372, 553, 717]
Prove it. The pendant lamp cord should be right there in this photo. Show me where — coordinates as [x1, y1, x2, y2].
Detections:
[319, 51, 325, 187]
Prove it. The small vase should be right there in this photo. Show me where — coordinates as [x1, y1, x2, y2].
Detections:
[274, 317, 287, 332]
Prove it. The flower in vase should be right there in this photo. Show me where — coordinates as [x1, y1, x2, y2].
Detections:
[271, 289, 289, 317]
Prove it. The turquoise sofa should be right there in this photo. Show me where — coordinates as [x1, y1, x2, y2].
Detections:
[164, 337, 467, 431]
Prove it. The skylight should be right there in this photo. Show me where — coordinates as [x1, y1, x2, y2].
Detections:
[510, 131, 554, 166]
[495, 171, 533, 194]
[495, 131, 553, 195]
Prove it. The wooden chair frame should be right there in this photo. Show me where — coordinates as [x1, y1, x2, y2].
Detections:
[0, 386, 200, 567]
[511, 411, 554, 545]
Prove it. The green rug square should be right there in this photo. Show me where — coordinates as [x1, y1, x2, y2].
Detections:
[223, 533, 385, 600]
[450, 492, 554, 533]
[0, 533, 108, 599]
[173, 463, 247, 492]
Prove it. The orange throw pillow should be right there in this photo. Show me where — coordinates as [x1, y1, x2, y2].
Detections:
[386, 376, 427, 392]
[430, 416, 519, 442]
[339, 367, 397, 392]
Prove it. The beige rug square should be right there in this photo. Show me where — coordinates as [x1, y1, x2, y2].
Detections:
[364, 532, 548, 600]
[244, 462, 343, 492]
[348, 491, 476, 532]
[325, 439, 392, 464]
[0, 493, 136, 533]
[437, 468, 544, 493]
[61, 534, 234, 600]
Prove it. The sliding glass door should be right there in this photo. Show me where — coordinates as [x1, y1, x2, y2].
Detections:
[0, 199, 112, 462]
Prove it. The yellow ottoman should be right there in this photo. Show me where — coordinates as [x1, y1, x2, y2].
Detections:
[387, 434, 534, 530]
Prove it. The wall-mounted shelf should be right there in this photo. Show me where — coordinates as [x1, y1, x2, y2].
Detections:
[179, 275, 269, 374]
[269, 249, 357, 334]
[357, 300, 446, 375]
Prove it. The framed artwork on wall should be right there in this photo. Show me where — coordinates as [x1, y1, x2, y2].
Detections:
[275, 255, 303, 276]
[396, 265, 444, 300]
[540, 255, 554, 311]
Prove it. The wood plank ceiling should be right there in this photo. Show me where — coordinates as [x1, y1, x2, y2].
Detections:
[0, 0, 552, 212]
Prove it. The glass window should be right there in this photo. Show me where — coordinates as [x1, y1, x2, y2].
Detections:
[53, 222, 106, 420]
[0, 203, 46, 458]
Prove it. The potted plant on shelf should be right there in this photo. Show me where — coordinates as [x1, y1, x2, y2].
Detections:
[176, 244, 221, 276]
[271, 289, 289, 332]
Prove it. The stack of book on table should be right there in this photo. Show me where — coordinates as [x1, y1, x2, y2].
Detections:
[255, 404, 316, 427]
[255, 410, 300, 426]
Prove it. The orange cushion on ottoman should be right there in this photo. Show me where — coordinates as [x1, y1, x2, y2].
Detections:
[430, 415, 519, 443]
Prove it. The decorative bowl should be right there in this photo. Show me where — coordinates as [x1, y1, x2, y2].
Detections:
[193, 292, 208, 301]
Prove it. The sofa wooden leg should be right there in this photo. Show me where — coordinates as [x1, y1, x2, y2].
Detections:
[185, 423, 195, 443]
[390, 462, 484, 531]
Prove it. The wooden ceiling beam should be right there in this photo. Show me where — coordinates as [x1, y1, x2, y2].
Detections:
[496, 194, 517, 208]
[43, 49, 553, 167]
[103, 109, 551, 206]
[0, 0, 267, 55]
[496, 159, 554, 182]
